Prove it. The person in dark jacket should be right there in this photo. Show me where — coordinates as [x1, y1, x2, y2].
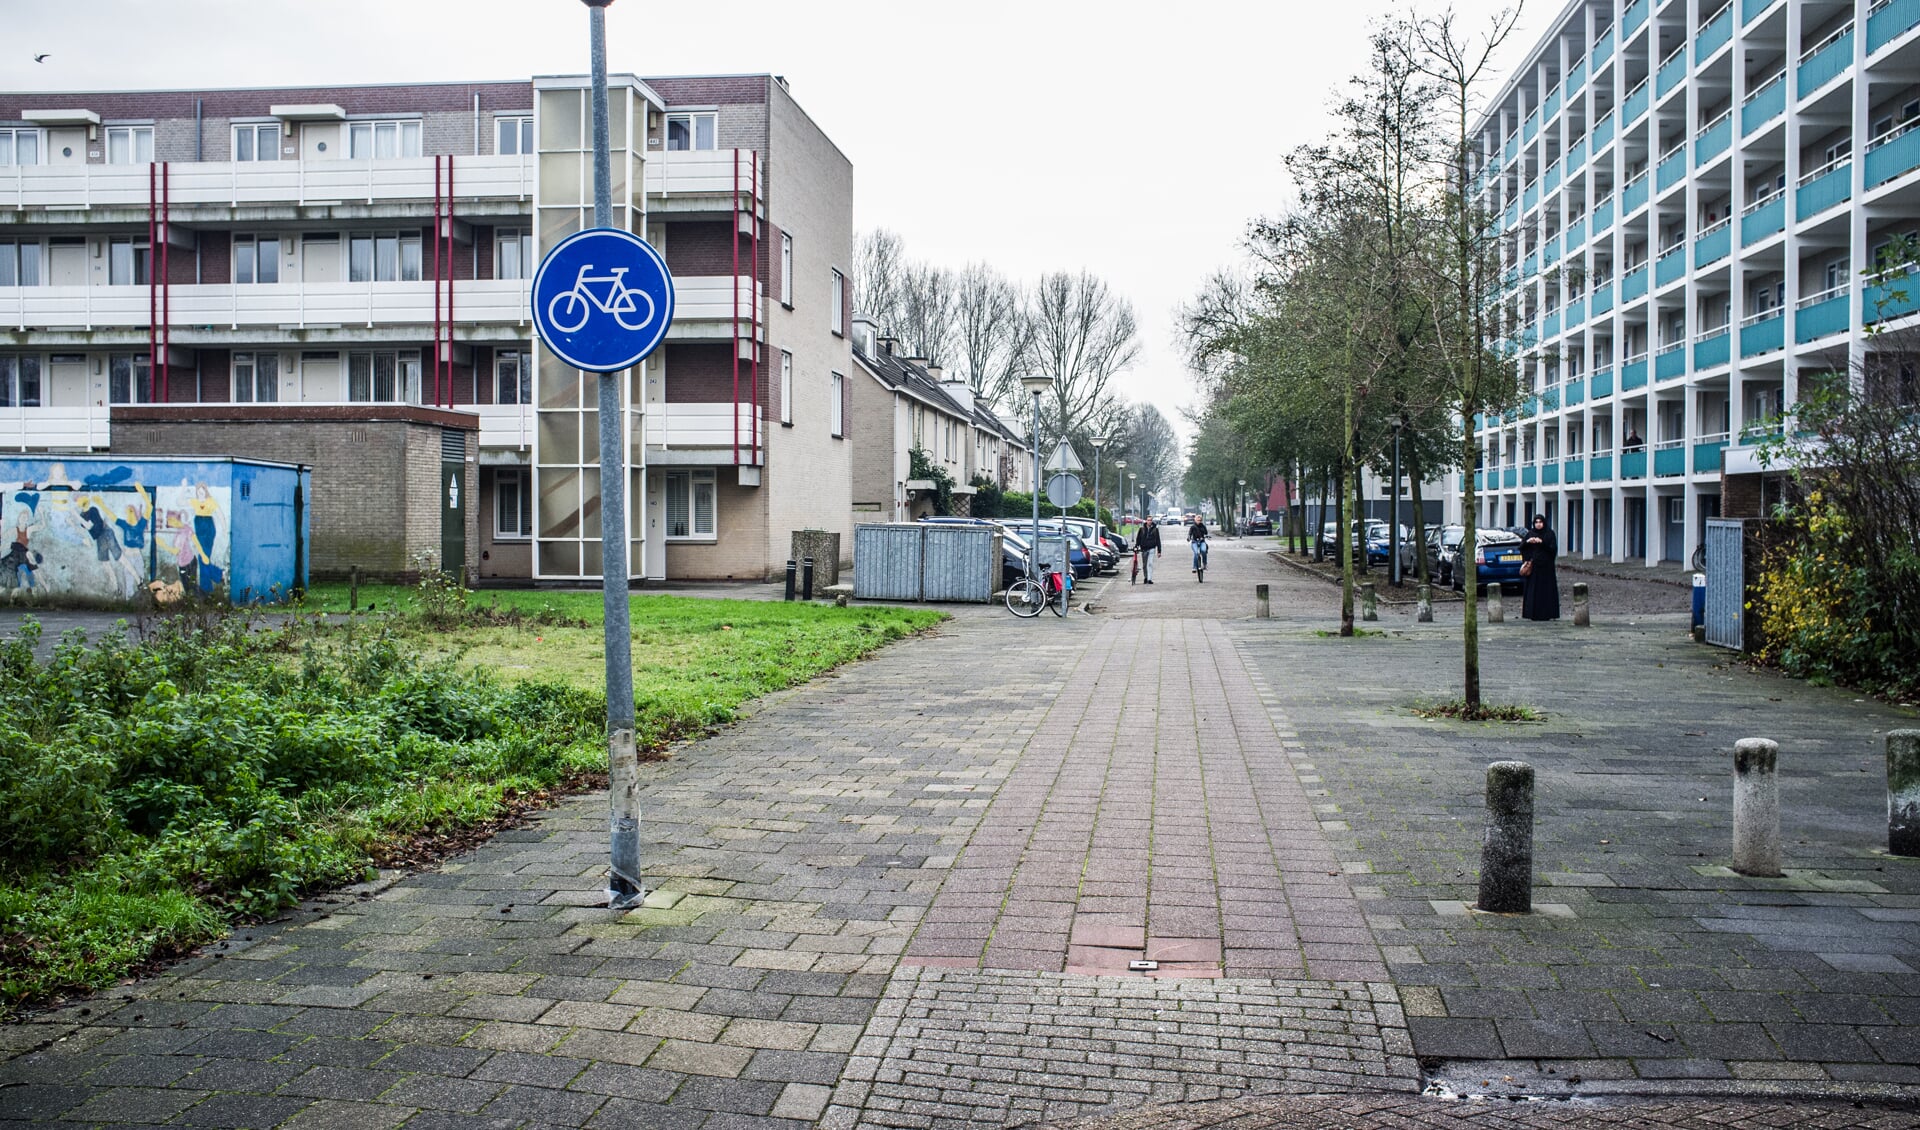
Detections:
[1134, 518, 1161, 583]
[1521, 514, 1560, 620]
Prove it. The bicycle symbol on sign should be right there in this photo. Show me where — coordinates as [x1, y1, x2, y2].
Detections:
[546, 264, 657, 334]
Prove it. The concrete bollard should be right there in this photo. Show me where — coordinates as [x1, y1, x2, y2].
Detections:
[1891, 730, 1920, 857]
[1361, 583, 1378, 621]
[784, 559, 797, 602]
[1572, 582, 1590, 626]
[1486, 584, 1504, 622]
[1417, 584, 1433, 623]
[1731, 738, 1782, 877]
[1477, 761, 1534, 914]
[1255, 583, 1271, 619]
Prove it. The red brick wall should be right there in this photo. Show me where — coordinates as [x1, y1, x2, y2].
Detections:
[643, 76, 768, 107]
[474, 227, 496, 281]
[664, 222, 737, 277]
[199, 231, 231, 285]
[664, 343, 734, 403]
[196, 349, 231, 403]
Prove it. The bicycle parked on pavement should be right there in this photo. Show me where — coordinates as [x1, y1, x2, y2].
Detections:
[1005, 561, 1070, 618]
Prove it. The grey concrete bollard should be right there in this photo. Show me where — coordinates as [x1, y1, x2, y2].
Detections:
[1487, 584, 1504, 622]
[1891, 730, 1920, 857]
[1731, 738, 1782, 877]
[1417, 584, 1433, 623]
[1255, 583, 1271, 619]
[1361, 583, 1378, 621]
[1572, 582, 1589, 626]
[1477, 761, 1534, 914]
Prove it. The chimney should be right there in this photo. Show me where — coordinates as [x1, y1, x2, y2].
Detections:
[940, 375, 973, 416]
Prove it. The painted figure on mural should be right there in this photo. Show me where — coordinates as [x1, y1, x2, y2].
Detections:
[1, 504, 41, 594]
[115, 496, 149, 551]
[186, 481, 224, 591]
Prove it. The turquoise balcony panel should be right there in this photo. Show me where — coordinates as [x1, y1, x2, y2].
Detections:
[1622, 450, 1647, 479]
[1545, 159, 1561, 192]
[1593, 111, 1616, 153]
[1526, 108, 1540, 141]
[1866, 277, 1920, 321]
[1595, 30, 1616, 67]
[1591, 283, 1615, 317]
[1520, 396, 1538, 418]
[1524, 251, 1538, 277]
[1657, 51, 1688, 97]
[1795, 294, 1850, 342]
[1623, 175, 1649, 213]
[1694, 440, 1727, 472]
[1693, 331, 1731, 369]
[1625, 81, 1650, 125]
[1656, 345, 1688, 381]
[1622, 266, 1649, 301]
[1655, 247, 1687, 286]
[1569, 136, 1587, 172]
[1566, 377, 1586, 405]
[1700, 5, 1734, 56]
[1544, 235, 1561, 266]
[1743, 0, 1780, 24]
[1542, 462, 1559, 485]
[1592, 194, 1614, 232]
[1545, 88, 1561, 120]
[1742, 195, 1785, 244]
[1569, 57, 1588, 95]
[1503, 467, 1518, 489]
[1655, 446, 1686, 476]
[1797, 29, 1854, 96]
[1695, 225, 1731, 267]
[1696, 116, 1732, 162]
[1524, 180, 1540, 212]
[1541, 388, 1560, 412]
[1866, 128, 1920, 187]
[1564, 458, 1585, 484]
[1869, 0, 1920, 52]
[1743, 76, 1786, 135]
[1566, 296, 1586, 326]
[1522, 465, 1538, 487]
[1657, 149, 1688, 191]
[1590, 455, 1614, 481]
[1623, 359, 1649, 389]
[1798, 163, 1851, 218]
[1740, 313, 1784, 355]
[1566, 217, 1586, 248]
[1544, 309, 1563, 338]
[1625, 0, 1648, 33]
[1504, 135, 1518, 164]
[1591, 367, 1614, 398]
[1474, 470, 1485, 491]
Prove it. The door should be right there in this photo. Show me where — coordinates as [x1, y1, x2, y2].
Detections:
[302, 235, 341, 283]
[302, 123, 339, 162]
[46, 128, 85, 165]
[440, 429, 467, 580]
[1593, 498, 1611, 556]
[48, 239, 85, 285]
[1663, 497, 1686, 563]
[47, 355, 86, 407]
[299, 353, 341, 402]
[1625, 497, 1646, 558]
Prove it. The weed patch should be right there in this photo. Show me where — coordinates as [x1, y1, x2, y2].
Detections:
[1413, 698, 1543, 722]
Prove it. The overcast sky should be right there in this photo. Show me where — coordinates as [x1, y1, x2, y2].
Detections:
[6, 0, 1533, 447]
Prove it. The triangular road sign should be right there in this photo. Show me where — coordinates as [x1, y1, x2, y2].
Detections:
[1045, 440, 1084, 472]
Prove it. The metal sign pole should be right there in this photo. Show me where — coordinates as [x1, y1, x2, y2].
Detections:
[586, 0, 641, 910]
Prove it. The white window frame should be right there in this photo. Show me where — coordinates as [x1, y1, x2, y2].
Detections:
[495, 227, 532, 280]
[233, 234, 281, 285]
[0, 240, 42, 287]
[663, 469, 718, 541]
[830, 371, 846, 438]
[347, 349, 421, 404]
[0, 128, 42, 167]
[347, 119, 423, 161]
[779, 351, 793, 426]
[231, 351, 280, 403]
[664, 112, 717, 151]
[108, 238, 151, 286]
[232, 122, 282, 162]
[108, 352, 153, 405]
[494, 467, 533, 540]
[349, 231, 424, 283]
[779, 233, 793, 308]
[495, 116, 533, 156]
[105, 125, 154, 165]
[494, 349, 532, 405]
[831, 269, 846, 335]
[0, 355, 42, 408]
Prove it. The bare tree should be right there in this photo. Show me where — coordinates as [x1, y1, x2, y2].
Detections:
[854, 229, 908, 330]
[893, 263, 960, 366]
[952, 263, 1030, 407]
[1023, 271, 1142, 444]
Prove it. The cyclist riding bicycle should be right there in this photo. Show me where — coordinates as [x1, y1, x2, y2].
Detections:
[1187, 519, 1209, 573]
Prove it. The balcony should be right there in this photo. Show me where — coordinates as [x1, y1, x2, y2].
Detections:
[1694, 435, 1730, 472]
[473, 402, 533, 451]
[1743, 73, 1787, 136]
[1525, 109, 1540, 142]
[1593, 193, 1615, 232]
[1693, 328, 1732, 369]
[1596, 30, 1616, 68]
[1657, 47, 1690, 97]
[1625, 79, 1651, 126]
[1566, 295, 1587, 326]
[1545, 87, 1562, 121]
[1797, 24, 1855, 97]
[1654, 441, 1687, 476]
[1623, 265, 1650, 301]
[1570, 57, 1589, 95]
[1700, 2, 1736, 54]
[1744, 0, 1782, 23]
[1590, 454, 1615, 481]
[1656, 342, 1689, 380]
[1695, 220, 1732, 267]
[1868, 0, 1920, 52]
[1543, 461, 1560, 485]
[1592, 281, 1616, 317]
[644, 402, 762, 457]
[1524, 179, 1540, 212]
[1795, 288, 1850, 342]
[0, 154, 533, 211]
[1566, 216, 1587, 250]
[1524, 251, 1539, 277]
[5, 279, 529, 332]
[1503, 467, 1518, 488]
[1522, 464, 1538, 487]
[1624, 357, 1650, 389]
[1741, 194, 1786, 244]
[1591, 367, 1615, 397]
[1544, 234, 1562, 267]
[1625, 0, 1649, 33]
[1795, 160, 1850, 220]
[1622, 450, 1648, 479]
[1564, 456, 1585, 484]
[1623, 174, 1650, 214]
[1656, 246, 1688, 287]
[643, 148, 759, 199]
[1593, 113, 1616, 157]
[1740, 310, 1785, 355]
[1865, 123, 1920, 188]
[1696, 112, 1733, 163]
[1543, 308, 1563, 338]
[1566, 376, 1587, 405]
[669, 275, 763, 324]
[1656, 147, 1689, 191]
[0, 405, 110, 450]
[1866, 271, 1920, 320]
[1545, 159, 1562, 193]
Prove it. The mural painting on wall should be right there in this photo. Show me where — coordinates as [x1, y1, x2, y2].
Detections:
[1, 461, 230, 602]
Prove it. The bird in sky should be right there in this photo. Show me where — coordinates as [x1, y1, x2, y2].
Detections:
[33, 54, 50, 63]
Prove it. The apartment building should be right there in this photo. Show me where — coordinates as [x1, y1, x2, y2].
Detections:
[1455, 0, 1920, 563]
[0, 73, 854, 584]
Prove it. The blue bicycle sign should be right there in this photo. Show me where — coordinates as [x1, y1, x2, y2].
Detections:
[532, 227, 675, 373]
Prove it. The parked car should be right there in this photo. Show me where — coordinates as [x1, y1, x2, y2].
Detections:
[1245, 514, 1275, 536]
[1004, 524, 1095, 579]
[1042, 520, 1116, 572]
[1443, 526, 1526, 593]
[916, 516, 1031, 587]
[1363, 520, 1418, 572]
[1055, 516, 1127, 562]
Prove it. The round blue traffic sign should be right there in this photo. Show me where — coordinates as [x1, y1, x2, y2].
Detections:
[531, 227, 675, 372]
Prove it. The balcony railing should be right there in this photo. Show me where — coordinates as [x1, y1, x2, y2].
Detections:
[1694, 432, 1731, 472]
[0, 154, 533, 211]
[644, 402, 762, 456]
[1658, 45, 1690, 97]
[0, 404, 110, 451]
[643, 149, 760, 198]
[1624, 79, 1652, 125]
[1696, 110, 1733, 162]
[1654, 439, 1687, 477]
[1741, 193, 1786, 244]
[1590, 367, 1615, 398]
[1740, 309, 1785, 355]
[1656, 342, 1689, 380]
[1695, 219, 1733, 267]
[1656, 145, 1690, 191]
[1796, 158, 1852, 220]
[1656, 246, 1688, 286]
[1865, 116, 1920, 187]
[1795, 286, 1851, 342]
[1693, 327, 1732, 368]
[472, 403, 533, 452]
[1868, 0, 1920, 52]
[1797, 23, 1855, 96]
[6, 279, 529, 332]
[1742, 72, 1787, 136]
[1700, 1, 1736, 54]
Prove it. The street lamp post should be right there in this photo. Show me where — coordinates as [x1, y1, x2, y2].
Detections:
[1020, 374, 1054, 583]
[1237, 479, 1247, 536]
[1090, 434, 1107, 542]
[1128, 473, 1138, 524]
[1113, 459, 1127, 531]
[1389, 413, 1405, 587]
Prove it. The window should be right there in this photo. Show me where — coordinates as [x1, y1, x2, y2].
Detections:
[105, 126, 154, 165]
[779, 350, 793, 425]
[665, 112, 717, 151]
[233, 123, 282, 162]
[0, 129, 40, 167]
[232, 352, 279, 403]
[347, 350, 420, 403]
[109, 352, 152, 404]
[663, 469, 717, 539]
[830, 269, 846, 335]
[348, 120, 423, 160]
[830, 371, 845, 437]
[0, 356, 41, 407]
[233, 235, 281, 285]
[1825, 257, 1850, 291]
[349, 232, 423, 282]
[494, 468, 533, 539]
[779, 233, 793, 307]
[495, 228, 532, 280]
[496, 116, 534, 156]
[495, 349, 532, 405]
[0, 241, 41, 287]
[108, 239, 151, 286]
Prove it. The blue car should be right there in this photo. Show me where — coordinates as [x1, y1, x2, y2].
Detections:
[1449, 528, 1526, 593]
[1005, 525, 1094, 579]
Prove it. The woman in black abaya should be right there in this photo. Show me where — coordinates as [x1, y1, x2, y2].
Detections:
[1521, 514, 1560, 620]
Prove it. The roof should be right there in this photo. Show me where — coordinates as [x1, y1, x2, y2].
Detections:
[851, 337, 972, 420]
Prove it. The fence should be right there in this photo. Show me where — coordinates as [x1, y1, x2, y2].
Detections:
[852, 523, 1000, 603]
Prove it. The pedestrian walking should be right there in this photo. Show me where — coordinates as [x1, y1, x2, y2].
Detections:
[1521, 514, 1560, 620]
[1134, 518, 1161, 583]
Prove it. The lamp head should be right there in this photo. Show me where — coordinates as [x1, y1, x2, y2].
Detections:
[1114, 459, 1126, 470]
[1020, 373, 1054, 397]
[1091, 434, 1108, 451]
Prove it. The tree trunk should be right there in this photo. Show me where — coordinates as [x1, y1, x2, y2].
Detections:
[1410, 444, 1429, 586]
[1340, 391, 1356, 636]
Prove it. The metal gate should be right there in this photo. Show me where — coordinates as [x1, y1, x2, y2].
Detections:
[1704, 518, 1745, 649]
[440, 428, 467, 582]
[853, 523, 999, 603]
